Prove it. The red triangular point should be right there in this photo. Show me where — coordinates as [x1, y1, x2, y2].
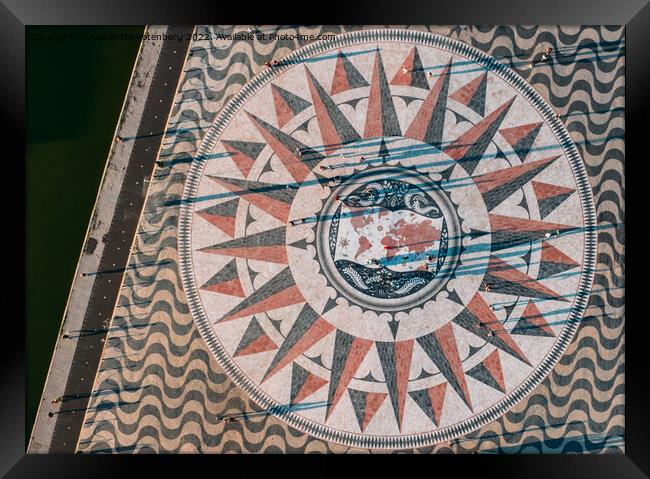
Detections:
[521, 301, 556, 337]
[482, 350, 506, 393]
[202, 278, 245, 298]
[450, 72, 487, 106]
[196, 210, 236, 237]
[541, 242, 580, 267]
[293, 373, 328, 405]
[330, 53, 352, 95]
[532, 181, 576, 201]
[234, 334, 277, 357]
[500, 122, 543, 147]
[426, 382, 447, 426]
[362, 392, 388, 431]
[390, 47, 417, 86]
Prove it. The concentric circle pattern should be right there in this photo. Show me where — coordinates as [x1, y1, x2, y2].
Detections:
[179, 30, 596, 448]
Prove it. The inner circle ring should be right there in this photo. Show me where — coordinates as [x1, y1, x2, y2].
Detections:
[315, 165, 461, 312]
[178, 29, 597, 449]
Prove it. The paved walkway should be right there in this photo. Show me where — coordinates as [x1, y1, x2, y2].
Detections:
[29, 25, 193, 453]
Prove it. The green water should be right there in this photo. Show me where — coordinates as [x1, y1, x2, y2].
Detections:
[26, 26, 143, 439]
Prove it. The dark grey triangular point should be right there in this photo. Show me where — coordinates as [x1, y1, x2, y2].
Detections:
[481, 153, 558, 213]
[207, 176, 298, 205]
[518, 192, 529, 210]
[512, 124, 543, 162]
[446, 289, 463, 306]
[468, 228, 490, 239]
[340, 52, 369, 89]
[417, 332, 471, 409]
[452, 110, 470, 124]
[264, 303, 321, 380]
[245, 207, 256, 228]
[273, 84, 311, 116]
[387, 319, 399, 339]
[305, 68, 361, 145]
[373, 49, 402, 137]
[198, 199, 239, 218]
[467, 344, 483, 359]
[511, 315, 555, 337]
[398, 95, 422, 107]
[222, 140, 266, 161]
[292, 118, 312, 134]
[259, 158, 275, 176]
[414, 368, 434, 380]
[290, 362, 311, 404]
[467, 74, 487, 117]
[288, 237, 309, 250]
[342, 98, 364, 109]
[490, 226, 578, 252]
[347, 389, 369, 429]
[408, 388, 437, 425]
[234, 316, 266, 356]
[456, 98, 513, 176]
[378, 137, 390, 160]
[521, 246, 532, 267]
[438, 164, 456, 182]
[246, 112, 325, 164]
[358, 371, 381, 383]
[309, 354, 326, 368]
[268, 317, 284, 334]
[322, 296, 339, 314]
[503, 302, 517, 317]
[538, 260, 578, 280]
[466, 361, 504, 393]
[539, 192, 574, 219]
[494, 147, 509, 162]
[201, 259, 239, 289]
[410, 49, 430, 90]
[327, 330, 358, 414]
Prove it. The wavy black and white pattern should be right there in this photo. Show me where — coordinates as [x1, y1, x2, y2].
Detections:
[76, 25, 624, 454]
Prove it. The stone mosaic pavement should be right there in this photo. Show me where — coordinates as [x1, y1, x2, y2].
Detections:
[75, 25, 624, 453]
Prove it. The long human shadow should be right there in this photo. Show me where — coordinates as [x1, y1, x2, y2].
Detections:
[478, 431, 624, 454]
[219, 400, 330, 422]
[83, 259, 173, 277]
[450, 417, 624, 450]
[54, 385, 145, 405]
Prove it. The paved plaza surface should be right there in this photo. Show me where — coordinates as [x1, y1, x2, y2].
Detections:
[34, 25, 624, 453]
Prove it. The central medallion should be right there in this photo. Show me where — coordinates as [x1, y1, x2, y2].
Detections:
[317, 165, 460, 311]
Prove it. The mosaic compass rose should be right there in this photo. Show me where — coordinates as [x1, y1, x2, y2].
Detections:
[178, 30, 596, 449]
